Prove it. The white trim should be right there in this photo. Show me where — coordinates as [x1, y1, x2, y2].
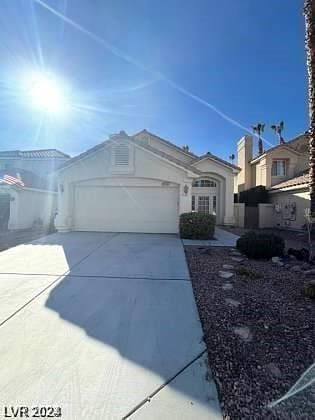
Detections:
[0, 184, 56, 194]
[57, 138, 200, 178]
[269, 183, 308, 193]
[192, 156, 240, 173]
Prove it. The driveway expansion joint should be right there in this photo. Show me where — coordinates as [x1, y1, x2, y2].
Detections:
[122, 349, 207, 419]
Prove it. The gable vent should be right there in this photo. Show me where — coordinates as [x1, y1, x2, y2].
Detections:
[114, 143, 129, 166]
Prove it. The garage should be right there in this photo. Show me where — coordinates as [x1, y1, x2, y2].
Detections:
[74, 185, 179, 233]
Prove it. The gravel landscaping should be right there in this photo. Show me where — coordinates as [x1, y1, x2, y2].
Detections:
[185, 246, 315, 419]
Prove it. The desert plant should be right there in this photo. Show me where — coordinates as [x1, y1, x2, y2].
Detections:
[252, 123, 265, 155]
[236, 231, 285, 259]
[304, 0, 315, 217]
[235, 265, 261, 279]
[271, 121, 285, 144]
[304, 280, 315, 298]
[179, 212, 216, 240]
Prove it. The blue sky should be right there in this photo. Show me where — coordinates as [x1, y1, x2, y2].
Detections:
[0, 0, 307, 160]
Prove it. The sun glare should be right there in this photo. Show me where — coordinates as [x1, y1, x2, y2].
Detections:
[28, 73, 67, 114]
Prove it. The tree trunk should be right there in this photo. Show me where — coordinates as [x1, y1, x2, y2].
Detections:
[305, 0, 315, 215]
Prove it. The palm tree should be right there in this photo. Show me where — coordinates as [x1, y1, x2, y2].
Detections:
[304, 0, 315, 216]
[271, 121, 285, 144]
[252, 123, 265, 155]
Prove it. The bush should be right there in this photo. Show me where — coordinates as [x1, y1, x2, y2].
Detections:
[236, 231, 284, 259]
[180, 212, 216, 240]
[235, 265, 261, 279]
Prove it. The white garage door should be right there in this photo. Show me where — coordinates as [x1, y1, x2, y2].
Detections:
[74, 186, 179, 233]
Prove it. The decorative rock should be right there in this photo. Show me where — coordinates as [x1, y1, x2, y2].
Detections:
[272, 256, 280, 263]
[290, 265, 302, 272]
[233, 326, 252, 342]
[231, 257, 244, 262]
[219, 271, 234, 279]
[225, 298, 241, 307]
[222, 264, 234, 270]
[265, 362, 282, 378]
[301, 262, 311, 270]
[304, 280, 315, 298]
[303, 268, 315, 276]
[231, 251, 242, 257]
[222, 283, 233, 290]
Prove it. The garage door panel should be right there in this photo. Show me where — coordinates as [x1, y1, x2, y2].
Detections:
[74, 186, 179, 233]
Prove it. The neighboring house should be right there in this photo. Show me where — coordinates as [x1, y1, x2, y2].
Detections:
[0, 149, 70, 231]
[55, 130, 240, 234]
[236, 133, 309, 229]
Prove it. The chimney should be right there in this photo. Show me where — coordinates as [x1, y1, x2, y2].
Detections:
[236, 135, 253, 192]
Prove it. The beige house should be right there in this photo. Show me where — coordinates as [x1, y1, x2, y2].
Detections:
[55, 130, 240, 234]
[236, 133, 309, 229]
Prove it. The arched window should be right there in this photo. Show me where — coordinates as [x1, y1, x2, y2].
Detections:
[192, 179, 216, 188]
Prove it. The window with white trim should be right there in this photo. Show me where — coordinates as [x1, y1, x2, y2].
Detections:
[192, 179, 216, 187]
[272, 160, 287, 176]
[113, 143, 130, 166]
[198, 196, 210, 214]
[213, 196, 217, 214]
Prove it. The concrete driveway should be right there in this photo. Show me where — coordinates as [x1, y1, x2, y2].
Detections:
[0, 232, 221, 419]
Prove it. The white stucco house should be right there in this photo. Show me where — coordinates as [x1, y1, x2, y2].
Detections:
[55, 130, 240, 234]
[0, 149, 70, 231]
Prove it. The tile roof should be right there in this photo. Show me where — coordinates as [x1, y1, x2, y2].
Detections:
[250, 132, 309, 163]
[0, 168, 56, 191]
[0, 149, 70, 159]
[195, 152, 241, 171]
[133, 129, 198, 159]
[58, 132, 201, 175]
[270, 171, 309, 190]
[57, 130, 238, 174]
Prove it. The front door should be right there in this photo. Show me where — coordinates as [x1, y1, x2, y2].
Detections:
[192, 195, 216, 215]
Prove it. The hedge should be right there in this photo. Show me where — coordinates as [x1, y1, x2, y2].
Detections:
[236, 231, 284, 259]
[179, 212, 216, 239]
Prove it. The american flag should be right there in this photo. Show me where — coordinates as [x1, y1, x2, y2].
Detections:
[0, 171, 24, 187]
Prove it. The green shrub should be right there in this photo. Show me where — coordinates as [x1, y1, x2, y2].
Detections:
[180, 212, 216, 239]
[236, 231, 284, 259]
[235, 265, 261, 279]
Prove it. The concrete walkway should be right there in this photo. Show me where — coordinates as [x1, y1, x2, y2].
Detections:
[0, 232, 221, 419]
[182, 227, 239, 247]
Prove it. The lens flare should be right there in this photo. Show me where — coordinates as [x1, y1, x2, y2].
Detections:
[28, 72, 67, 114]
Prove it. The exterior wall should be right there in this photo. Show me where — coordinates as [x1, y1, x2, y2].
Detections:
[237, 134, 308, 192]
[56, 136, 238, 231]
[236, 136, 253, 192]
[258, 203, 274, 228]
[7, 188, 57, 230]
[56, 141, 198, 231]
[193, 159, 236, 225]
[250, 147, 308, 189]
[0, 157, 68, 177]
[254, 157, 267, 186]
[234, 203, 245, 228]
[134, 132, 195, 165]
[270, 187, 309, 230]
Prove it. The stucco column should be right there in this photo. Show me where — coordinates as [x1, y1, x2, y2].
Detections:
[223, 175, 235, 225]
[179, 179, 193, 214]
[7, 190, 19, 230]
[55, 182, 72, 232]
